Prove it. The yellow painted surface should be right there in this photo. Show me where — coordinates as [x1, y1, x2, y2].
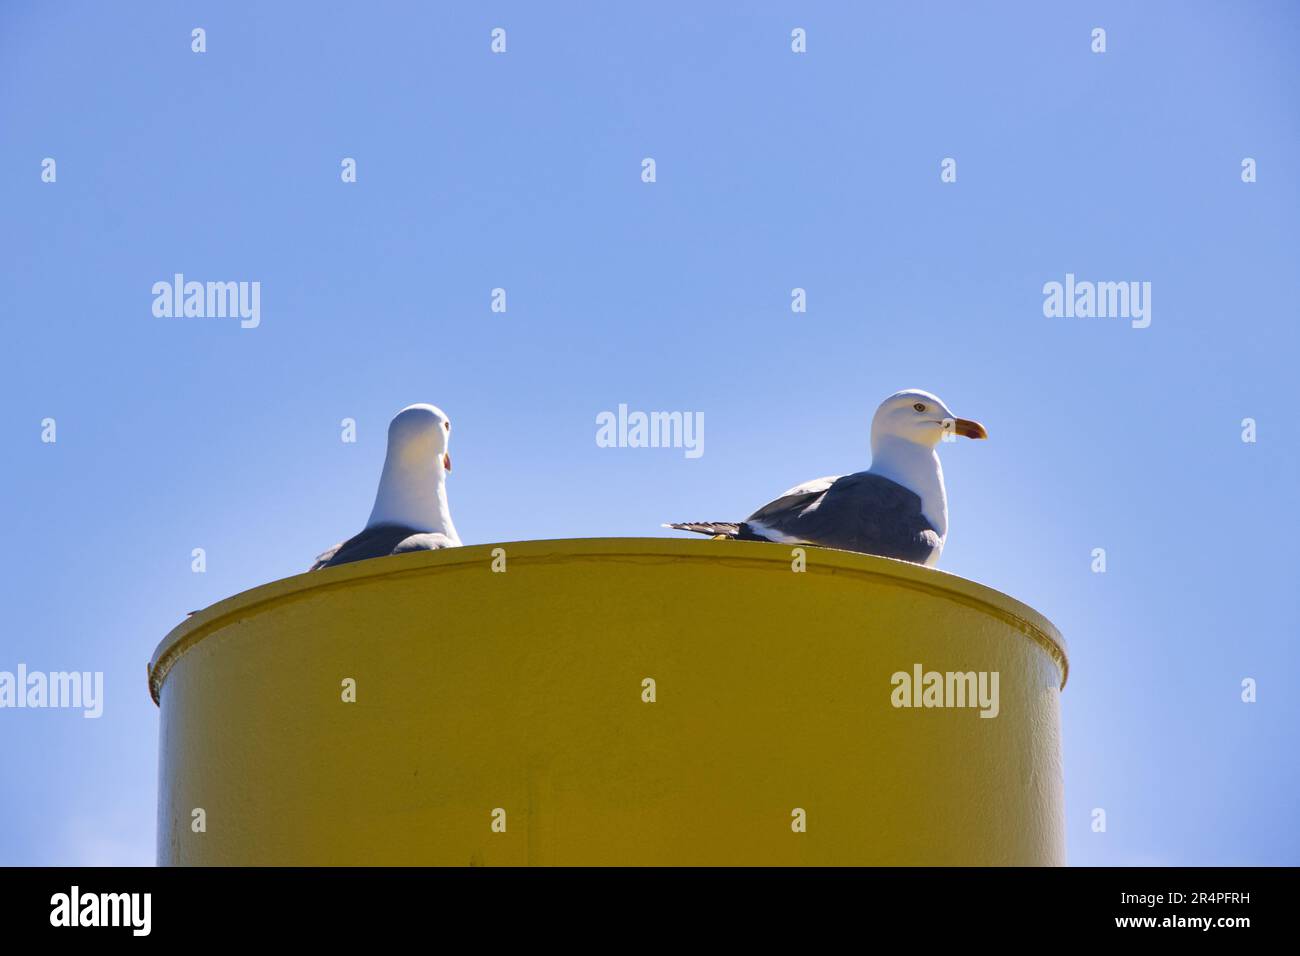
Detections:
[150, 538, 1067, 866]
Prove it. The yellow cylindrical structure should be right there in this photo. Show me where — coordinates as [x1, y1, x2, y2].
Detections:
[150, 538, 1067, 866]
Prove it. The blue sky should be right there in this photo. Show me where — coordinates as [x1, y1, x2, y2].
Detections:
[1, 1, 1296, 865]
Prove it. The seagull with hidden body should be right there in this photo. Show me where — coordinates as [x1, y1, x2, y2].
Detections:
[311, 404, 461, 570]
[665, 390, 987, 567]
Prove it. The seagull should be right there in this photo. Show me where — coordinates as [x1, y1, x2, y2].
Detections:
[665, 390, 986, 566]
[311, 404, 462, 570]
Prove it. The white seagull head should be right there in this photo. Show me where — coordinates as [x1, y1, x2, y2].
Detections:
[387, 403, 452, 472]
[870, 389, 987, 452]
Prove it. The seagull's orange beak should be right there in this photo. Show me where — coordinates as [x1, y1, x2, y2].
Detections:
[443, 453, 452, 472]
[952, 418, 988, 439]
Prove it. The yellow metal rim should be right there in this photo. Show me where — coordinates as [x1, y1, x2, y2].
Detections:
[147, 537, 1068, 705]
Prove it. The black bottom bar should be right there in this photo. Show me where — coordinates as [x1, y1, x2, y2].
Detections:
[0, 866, 1283, 940]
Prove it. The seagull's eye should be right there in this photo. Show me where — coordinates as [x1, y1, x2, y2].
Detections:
[444, 421, 451, 431]
[913, 403, 926, 412]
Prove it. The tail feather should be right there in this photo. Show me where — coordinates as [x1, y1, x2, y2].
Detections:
[663, 521, 742, 538]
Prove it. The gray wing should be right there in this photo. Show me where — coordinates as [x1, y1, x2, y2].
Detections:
[311, 524, 428, 570]
[742, 471, 941, 564]
[745, 475, 840, 526]
[309, 541, 344, 571]
[392, 532, 457, 553]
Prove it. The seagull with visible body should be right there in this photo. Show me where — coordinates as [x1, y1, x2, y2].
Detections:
[311, 404, 461, 570]
[665, 390, 987, 567]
